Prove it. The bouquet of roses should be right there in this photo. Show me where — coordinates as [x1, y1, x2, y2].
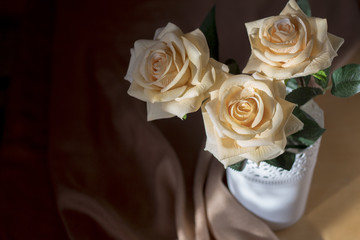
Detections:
[124, 0, 360, 172]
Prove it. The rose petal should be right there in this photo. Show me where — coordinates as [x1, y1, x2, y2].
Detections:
[250, 94, 264, 128]
[155, 22, 183, 40]
[281, 38, 313, 67]
[327, 33, 344, 53]
[144, 85, 187, 103]
[207, 59, 230, 93]
[161, 58, 190, 92]
[184, 29, 210, 65]
[161, 32, 187, 62]
[124, 48, 136, 83]
[273, 80, 287, 98]
[127, 81, 149, 102]
[153, 27, 164, 39]
[284, 114, 304, 136]
[236, 137, 274, 148]
[202, 110, 250, 167]
[242, 140, 285, 163]
[181, 34, 208, 85]
[206, 98, 256, 140]
[242, 54, 265, 75]
[309, 17, 328, 43]
[280, 0, 305, 16]
[176, 65, 215, 101]
[262, 59, 310, 79]
[162, 95, 204, 119]
[253, 48, 281, 67]
[245, 18, 267, 36]
[258, 97, 295, 139]
[133, 40, 159, 59]
[147, 102, 175, 121]
[264, 49, 297, 62]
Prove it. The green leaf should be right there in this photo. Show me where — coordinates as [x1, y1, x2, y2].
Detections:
[285, 78, 299, 90]
[182, 114, 187, 120]
[313, 68, 330, 89]
[285, 87, 323, 106]
[265, 151, 296, 171]
[228, 159, 247, 172]
[288, 107, 325, 147]
[200, 5, 219, 61]
[331, 64, 360, 98]
[225, 59, 241, 75]
[297, 0, 311, 17]
[285, 143, 308, 149]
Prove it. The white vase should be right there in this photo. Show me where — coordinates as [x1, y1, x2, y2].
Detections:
[226, 100, 324, 230]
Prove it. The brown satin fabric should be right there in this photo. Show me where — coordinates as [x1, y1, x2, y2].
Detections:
[1, 0, 359, 239]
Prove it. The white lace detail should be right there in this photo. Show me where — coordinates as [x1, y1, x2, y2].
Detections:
[238, 100, 324, 184]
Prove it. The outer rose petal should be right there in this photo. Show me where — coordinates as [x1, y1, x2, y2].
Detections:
[242, 142, 285, 163]
[280, 0, 304, 15]
[124, 48, 136, 83]
[163, 95, 204, 119]
[328, 33, 344, 52]
[147, 102, 175, 121]
[176, 65, 215, 101]
[284, 114, 304, 136]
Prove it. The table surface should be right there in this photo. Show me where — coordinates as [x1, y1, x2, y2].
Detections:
[275, 43, 360, 240]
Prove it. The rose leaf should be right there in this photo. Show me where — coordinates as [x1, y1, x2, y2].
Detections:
[288, 107, 325, 147]
[285, 87, 323, 106]
[225, 59, 241, 75]
[264, 151, 296, 171]
[331, 64, 360, 98]
[228, 159, 247, 172]
[200, 5, 219, 61]
[297, 0, 311, 17]
[313, 68, 330, 89]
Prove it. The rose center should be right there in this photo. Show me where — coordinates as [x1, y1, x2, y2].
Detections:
[149, 52, 167, 80]
[228, 98, 258, 126]
[269, 18, 296, 43]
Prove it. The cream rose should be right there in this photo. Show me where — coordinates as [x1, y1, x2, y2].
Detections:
[125, 22, 228, 121]
[242, 0, 344, 80]
[202, 73, 304, 168]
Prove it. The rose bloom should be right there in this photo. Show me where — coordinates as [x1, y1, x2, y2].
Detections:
[202, 73, 304, 168]
[242, 0, 344, 80]
[125, 23, 228, 121]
